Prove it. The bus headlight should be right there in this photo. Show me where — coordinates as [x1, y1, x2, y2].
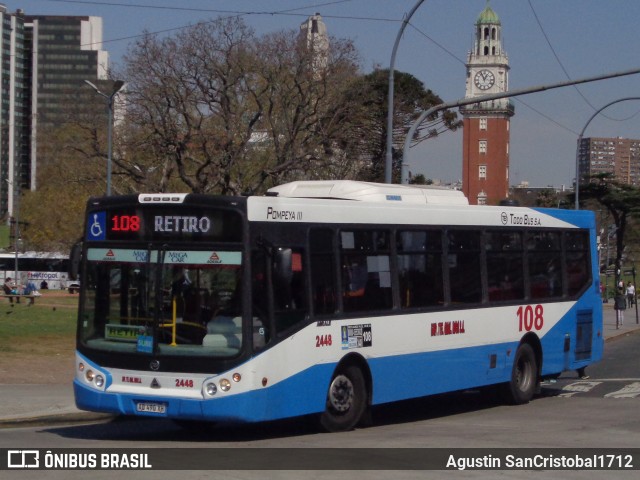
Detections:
[86, 370, 95, 382]
[219, 378, 231, 392]
[205, 382, 217, 396]
[95, 375, 105, 388]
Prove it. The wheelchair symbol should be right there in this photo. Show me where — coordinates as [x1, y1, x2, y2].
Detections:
[88, 212, 106, 240]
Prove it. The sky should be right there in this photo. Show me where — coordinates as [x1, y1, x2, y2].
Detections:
[19, 0, 640, 188]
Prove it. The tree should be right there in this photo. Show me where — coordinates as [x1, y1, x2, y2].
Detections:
[248, 30, 362, 189]
[120, 17, 362, 195]
[20, 17, 459, 249]
[121, 18, 259, 195]
[409, 173, 432, 185]
[337, 69, 461, 183]
[577, 174, 640, 283]
[20, 119, 106, 251]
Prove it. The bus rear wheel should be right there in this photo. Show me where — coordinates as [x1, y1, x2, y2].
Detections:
[502, 343, 538, 405]
[319, 365, 367, 432]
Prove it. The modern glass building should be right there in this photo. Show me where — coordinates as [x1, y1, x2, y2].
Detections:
[0, 8, 111, 219]
[0, 5, 28, 218]
[25, 14, 110, 196]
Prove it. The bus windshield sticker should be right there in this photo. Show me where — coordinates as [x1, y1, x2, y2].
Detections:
[87, 248, 153, 263]
[341, 324, 372, 350]
[105, 324, 145, 342]
[163, 251, 241, 265]
[87, 249, 241, 265]
[136, 335, 154, 353]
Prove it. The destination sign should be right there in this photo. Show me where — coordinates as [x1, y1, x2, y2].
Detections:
[86, 206, 243, 242]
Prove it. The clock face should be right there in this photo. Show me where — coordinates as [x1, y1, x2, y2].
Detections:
[474, 70, 495, 90]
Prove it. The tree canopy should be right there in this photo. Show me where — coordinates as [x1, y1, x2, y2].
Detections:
[19, 17, 460, 251]
[577, 174, 640, 281]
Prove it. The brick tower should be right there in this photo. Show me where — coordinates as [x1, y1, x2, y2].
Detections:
[461, 4, 514, 205]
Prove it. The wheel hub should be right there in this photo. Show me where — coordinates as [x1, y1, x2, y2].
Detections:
[328, 374, 354, 412]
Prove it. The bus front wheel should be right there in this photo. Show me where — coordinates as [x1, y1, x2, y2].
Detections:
[502, 343, 538, 405]
[319, 365, 367, 432]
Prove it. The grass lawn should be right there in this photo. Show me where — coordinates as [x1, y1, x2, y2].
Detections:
[0, 290, 78, 357]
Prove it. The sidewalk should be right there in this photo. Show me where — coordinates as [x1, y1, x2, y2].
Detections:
[1, 305, 638, 427]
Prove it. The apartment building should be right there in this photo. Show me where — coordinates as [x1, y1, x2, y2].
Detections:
[577, 137, 640, 186]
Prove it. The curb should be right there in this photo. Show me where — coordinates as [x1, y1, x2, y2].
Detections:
[0, 412, 114, 429]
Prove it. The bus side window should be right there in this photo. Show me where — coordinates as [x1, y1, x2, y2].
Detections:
[485, 231, 524, 302]
[340, 230, 392, 312]
[565, 231, 590, 296]
[447, 230, 482, 304]
[527, 231, 563, 299]
[397, 230, 444, 308]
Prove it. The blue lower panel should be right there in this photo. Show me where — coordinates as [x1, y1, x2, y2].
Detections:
[74, 363, 336, 423]
[369, 342, 516, 405]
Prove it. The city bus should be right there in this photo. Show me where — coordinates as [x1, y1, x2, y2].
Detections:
[0, 252, 70, 290]
[72, 180, 603, 431]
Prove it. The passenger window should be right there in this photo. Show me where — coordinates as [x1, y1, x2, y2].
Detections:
[527, 231, 563, 299]
[447, 230, 482, 304]
[565, 231, 590, 296]
[486, 231, 524, 301]
[397, 230, 444, 308]
[340, 230, 392, 312]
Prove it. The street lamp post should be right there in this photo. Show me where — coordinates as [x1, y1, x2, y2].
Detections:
[84, 79, 125, 195]
[6, 178, 20, 292]
[385, 0, 426, 184]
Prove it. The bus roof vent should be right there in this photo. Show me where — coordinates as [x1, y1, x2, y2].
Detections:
[267, 180, 468, 205]
[138, 194, 188, 204]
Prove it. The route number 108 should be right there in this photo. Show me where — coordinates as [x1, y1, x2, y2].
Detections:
[517, 305, 544, 332]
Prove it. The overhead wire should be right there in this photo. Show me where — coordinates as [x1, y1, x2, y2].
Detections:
[407, 20, 580, 136]
[42, 0, 400, 50]
[527, 0, 640, 123]
[40, 0, 588, 137]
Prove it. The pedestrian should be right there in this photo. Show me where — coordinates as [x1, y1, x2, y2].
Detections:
[3, 277, 16, 304]
[576, 366, 589, 380]
[614, 287, 626, 329]
[626, 281, 635, 308]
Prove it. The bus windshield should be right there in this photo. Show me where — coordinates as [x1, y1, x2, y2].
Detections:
[79, 248, 243, 357]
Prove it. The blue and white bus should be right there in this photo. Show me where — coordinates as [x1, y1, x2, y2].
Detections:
[73, 180, 603, 431]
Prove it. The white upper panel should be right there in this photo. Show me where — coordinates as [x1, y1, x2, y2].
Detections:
[267, 180, 469, 205]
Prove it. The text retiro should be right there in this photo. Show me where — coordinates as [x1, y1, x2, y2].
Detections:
[154, 216, 211, 233]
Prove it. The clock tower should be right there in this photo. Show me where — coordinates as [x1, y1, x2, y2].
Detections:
[461, 3, 514, 205]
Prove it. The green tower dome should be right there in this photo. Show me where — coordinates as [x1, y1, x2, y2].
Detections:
[476, 4, 501, 25]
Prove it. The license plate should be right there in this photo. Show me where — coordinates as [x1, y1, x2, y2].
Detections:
[136, 402, 167, 414]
